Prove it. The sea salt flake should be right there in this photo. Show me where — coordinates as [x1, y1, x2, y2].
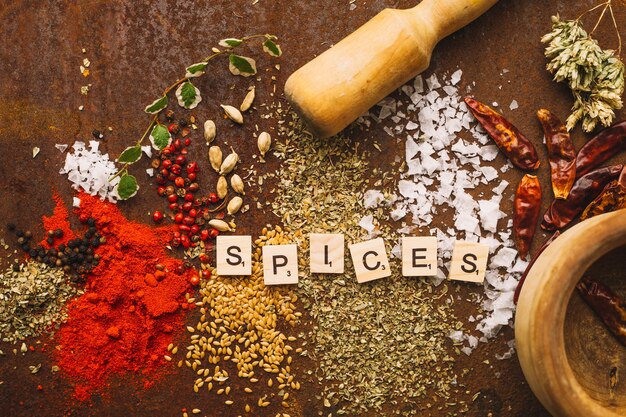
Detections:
[426, 74, 441, 90]
[55, 144, 68, 153]
[141, 146, 152, 158]
[479, 145, 499, 161]
[509, 100, 519, 110]
[358, 215, 376, 233]
[363, 190, 385, 208]
[480, 166, 499, 183]
[450, 69, 462, 85]
[73, 197, 81, 207]
[490, 247, 518, 269]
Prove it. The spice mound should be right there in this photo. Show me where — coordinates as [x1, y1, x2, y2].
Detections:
[0, 261, 83, 343]
[54, 193, 194, 401]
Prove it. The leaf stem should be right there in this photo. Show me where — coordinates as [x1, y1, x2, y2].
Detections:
[110, 33, 271, 186]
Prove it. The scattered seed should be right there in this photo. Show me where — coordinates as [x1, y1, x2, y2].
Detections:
[230, 174, 245, 195]
[208, 219, 231, 232]
[209, 146, 222, 173]
[257, 132, 271, 157]
[219, 150, 239, 175]
[217, 176, 228, 200]
[220, 104, 243, 124]
[240, 87, 255, 112]
[204, 120, 216, 144]
[227, 196, 243, 215]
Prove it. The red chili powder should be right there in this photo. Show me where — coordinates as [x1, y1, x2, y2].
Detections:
[41, 194, 75, 247]
[50, 193, 194, 401]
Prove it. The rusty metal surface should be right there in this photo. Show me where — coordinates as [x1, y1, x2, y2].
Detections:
[0, 0, 625, 416]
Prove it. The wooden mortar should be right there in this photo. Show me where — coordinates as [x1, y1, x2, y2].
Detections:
[516, 209, 626, 417]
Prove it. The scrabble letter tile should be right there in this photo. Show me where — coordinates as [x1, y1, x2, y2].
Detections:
[310, 233, 344, 273]
[349, 237, 391, 283]
[449, 240, 489, 283]
[216, 235, 252, 276]
[401, 236, 437, 277]
[262, 244, 298, 285]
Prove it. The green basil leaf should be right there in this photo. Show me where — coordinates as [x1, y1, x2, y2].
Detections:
[175, 81, 202, 109]
[149, 124, 172, 150]
[117, 174, 139, 200]
[263, 39, 282, 57]
[219, 38, 243, 48]
[144, 95, 168, 114]
[117, 145, 142, 163]
[185, 62, 208, 78]
[228, 54, 257, 77]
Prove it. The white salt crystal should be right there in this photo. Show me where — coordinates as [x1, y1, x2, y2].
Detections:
[490, 247, 518, 269]
[450, 69, 462, 85]
[448, 330, 464, 343]
[509, 100, 518, 110]
[455, 212, 480, 233]
[55, 144, 69, 153]
[406, 121, 418, 131]
[413, 75, 424, 94]
[358, 215, 376, 233]
[426, 73, 441, 90]
[479, 145, 499, 161]
[146, 168, 154, 177]
[32, 147, 40, 158]
[73, 197, 81, 207]
[390, 206, 407, 221]
[363, 189, 385, 208]
[480, 166, 499, 182]
[391, 244, 401, 259]
[141, 146, 152, 158]
[478, 199, 500, 233]
[492, 180, 509, 195]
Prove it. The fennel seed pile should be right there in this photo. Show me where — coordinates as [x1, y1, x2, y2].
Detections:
[269, 116, 466, 415]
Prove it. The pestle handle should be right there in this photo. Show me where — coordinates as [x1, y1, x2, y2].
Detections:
[416, 0, 499, 40]
[284, 0, 498, 138]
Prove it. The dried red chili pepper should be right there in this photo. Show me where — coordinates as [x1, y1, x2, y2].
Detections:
[513, 174, 542, 260]
[576, 120, 626, 177]
[580, 166, 626, 220]
[464, 97, 540, 171]
[513, 231, 560, 304]
[537, 109, 576, 199]
[541, 164, 623, 231]
[577, 276, 626, 347]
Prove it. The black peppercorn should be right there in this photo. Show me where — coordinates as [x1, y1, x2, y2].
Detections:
[54, 229, 63, 238]
[87, 218, 96, 227]
[46, 237, 54, 246]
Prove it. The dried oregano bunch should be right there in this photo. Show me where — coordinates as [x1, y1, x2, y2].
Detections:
[542, 10, 624, 133]
[112, 35, 282, 199]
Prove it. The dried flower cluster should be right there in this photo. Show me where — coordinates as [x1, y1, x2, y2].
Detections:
[542, 14, 624, 132]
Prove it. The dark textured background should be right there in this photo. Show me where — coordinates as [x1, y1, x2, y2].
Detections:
[0, 0, 625, 416]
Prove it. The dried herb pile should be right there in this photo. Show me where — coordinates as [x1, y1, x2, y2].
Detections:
[0, 261, 82, 343]
[270, 117, 464, 415]
[542, 11, 624, 132]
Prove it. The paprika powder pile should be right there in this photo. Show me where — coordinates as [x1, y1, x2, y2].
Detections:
[52, 193, 194, 401]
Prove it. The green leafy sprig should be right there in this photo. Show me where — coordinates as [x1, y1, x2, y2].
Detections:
[542, 1, 624, 133]
[112, 34, 282, 200]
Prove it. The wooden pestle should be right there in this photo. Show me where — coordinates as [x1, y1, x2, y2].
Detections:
[285, 0, 499, 138]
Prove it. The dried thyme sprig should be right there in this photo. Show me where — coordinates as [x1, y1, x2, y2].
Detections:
[542, 7, 624, 133]
[111, 34, 282, 199]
